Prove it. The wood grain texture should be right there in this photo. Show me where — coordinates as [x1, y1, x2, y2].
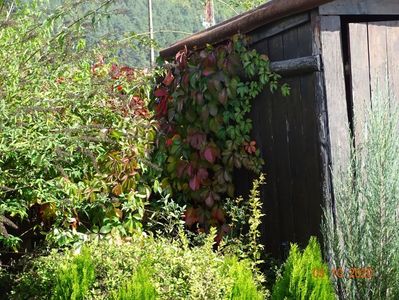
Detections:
[250, 13, 310, 44]
[311, 10, 334, 214]
[348, 23, 371, 148]
[270, 55, 321, 76]
[249, 20, 323, 256]
[320, 0, 399, 15]
[386, 21, 399, 106]
[320, 16, 351, 172]
[368, 22, 389, 103]
[349, 21, 399, 146]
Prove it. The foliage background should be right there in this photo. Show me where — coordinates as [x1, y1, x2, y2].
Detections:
[42, 0, 255, 67]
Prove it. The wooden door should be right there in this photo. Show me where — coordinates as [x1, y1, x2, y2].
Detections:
[349, 21, 399, 146]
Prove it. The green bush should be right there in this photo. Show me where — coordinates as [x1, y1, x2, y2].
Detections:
[9, 231, 266, 300]
[272, 237, 335, 300]
[0, 0, 158, 249]
[323, 97, 399, 299]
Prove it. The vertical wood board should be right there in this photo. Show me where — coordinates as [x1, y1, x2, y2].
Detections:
[239, 19, 324, 256]
[311, 10, 334, 215]
[386, 21, 399, 105]
[349, 21, 399, 146]
[348, 23, 371, 147]
[320, 16, 351, 172]
[368, 23, 389, 103]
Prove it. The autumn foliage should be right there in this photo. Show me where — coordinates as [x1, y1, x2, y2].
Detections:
[153, 36, 289, 235]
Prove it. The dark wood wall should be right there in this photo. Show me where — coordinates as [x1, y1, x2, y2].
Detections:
[234, 12, 326, 258]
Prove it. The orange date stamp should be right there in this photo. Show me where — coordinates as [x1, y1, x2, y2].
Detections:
[312, 267, 373, 279]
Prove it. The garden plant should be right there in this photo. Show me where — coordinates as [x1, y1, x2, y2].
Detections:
[0, 1, 344, 299]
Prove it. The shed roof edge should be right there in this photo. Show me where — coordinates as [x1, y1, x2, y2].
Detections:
[160, 0, 334, 58]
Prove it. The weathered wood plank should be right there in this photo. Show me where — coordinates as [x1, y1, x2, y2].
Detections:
[282, 27, 303, 246]
[311, 10, 334, 215]
[300, 74, 323, 244]
[320, 0, 399, 15]
[320, 16, 351, 172]
[298, 8, 323, 245]
[368, 22, 389, 104]
[250, 13, 310, 44]
[252, 35, 284, 257]
[270, 55, 321, 76]
[348, 23, 371, 148]
[386, 21, 399, 105]
[252, 86, 281, 257]
[269, 33, 296, 251]
[297, 23, 316, 245]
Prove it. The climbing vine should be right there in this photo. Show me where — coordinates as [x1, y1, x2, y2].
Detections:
[153, 35, 289, 233]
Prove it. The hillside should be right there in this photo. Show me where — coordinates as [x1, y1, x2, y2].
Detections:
[44, 0, 240, 67]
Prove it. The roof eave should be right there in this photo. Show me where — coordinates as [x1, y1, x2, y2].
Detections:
[160, 0, 334, 58]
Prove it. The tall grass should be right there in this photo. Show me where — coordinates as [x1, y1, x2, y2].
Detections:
[322, 97, 399, 299]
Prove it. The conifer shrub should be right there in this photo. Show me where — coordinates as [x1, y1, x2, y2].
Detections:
[226, 257, 264, 300]
[272, 237, 335, 300]
[115, 263, 156, 300]
[52, 247, 96, 300]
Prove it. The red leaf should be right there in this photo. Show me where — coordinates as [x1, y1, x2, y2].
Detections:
[244, 140, 257, 154]
[203, 145, 219, 164]
[186, 164, 194, 177]
[155, 97, 168, 118]
[211, 207, 225, 223]
[204, 147, 215, 163]
[197, 168, 208, 181]
[162, 71, 175, 86]
[185, 207, 199, 226]
[189, 175, 201, 191]
[187, 130, 206, 150]
[120, 66, 134, 77]
[176, 46, 188, 68]
[109, 64, 120, 79]
[205, 193, 214, 208]
[154, 88, 169, 118]
[154, 87, 168, 97]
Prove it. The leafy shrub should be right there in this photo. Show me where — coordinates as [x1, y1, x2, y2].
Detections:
[322, 97, 399, 299]
[220, 174, 266, 286]
[53, 247, 95, 300]
[272, 237, 335, 300]
[0, 0, 159, 248]
[9, 231, 266, 299]
[152, 35, 289, 232]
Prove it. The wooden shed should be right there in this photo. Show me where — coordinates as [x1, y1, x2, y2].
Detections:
[160, 0, 399, 257]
